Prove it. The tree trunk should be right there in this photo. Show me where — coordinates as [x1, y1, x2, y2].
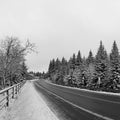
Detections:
[3, 75, 6, 89]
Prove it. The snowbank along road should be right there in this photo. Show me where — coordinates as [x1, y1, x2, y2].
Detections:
[34, 79, 120, 120]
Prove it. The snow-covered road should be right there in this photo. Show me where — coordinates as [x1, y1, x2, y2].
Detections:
[0, 81, 59, 120]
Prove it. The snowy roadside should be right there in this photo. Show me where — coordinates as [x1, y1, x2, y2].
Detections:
[45, 80, 120, 96]
[0, 81, 59, 120]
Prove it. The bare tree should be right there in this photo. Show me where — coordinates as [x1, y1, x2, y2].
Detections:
[0, 37, 34, 88]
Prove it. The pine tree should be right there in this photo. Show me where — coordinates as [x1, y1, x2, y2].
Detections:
[76, 50, 82, 66]
[110, 41, 120, 86]
[61, 57, 67, 66]
[95, 41, 109, 88]
[85, 50, 95, 87]
[70, 53, 76, 70]
[86, 50, 94, 65]
[80, 56, 88, 87]
[55, 58, 61, 71]
[72, 53, 76, 65]
[54, 57, 68, 85]
[96, 41, 108, 62]
[61, 57, 68, 75]
[48, 59, 56, 74]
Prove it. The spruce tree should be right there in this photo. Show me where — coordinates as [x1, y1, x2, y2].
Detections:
[48, 59, 56, 74]
[110, 41, 120, 85]
[86, 50, 94, 65]
[61, 57, 68, 75]
[69, 54, 76, 70]
[80, 56, 88, 87]
[61, 57, 67, 66]
[55, 58, 61, 71]
[95, 41, 109, 88]
[72, 53, 76, 66]
[76, 50, 82, 66]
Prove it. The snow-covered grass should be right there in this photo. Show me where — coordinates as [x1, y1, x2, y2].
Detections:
[0, 81, 59, 120]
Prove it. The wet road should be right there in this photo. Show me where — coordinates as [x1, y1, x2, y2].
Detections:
[34, 80, 120, 120]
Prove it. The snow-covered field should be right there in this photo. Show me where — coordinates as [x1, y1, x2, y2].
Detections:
[0, 81, 59, 120]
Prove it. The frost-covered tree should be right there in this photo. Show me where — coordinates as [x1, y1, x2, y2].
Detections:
[110, 41, 120, 85]
[95, 41, 109, 87]
[71, 53, 76, 69]
[47, 40, 120, 92]
[61, 57, 68, 75]
[0, 37, 34, 88]
[86, 50, 94, 65]
[55, 58, 61, 71]
[76, 50, 82, 66]
[48, 59, 56, 73]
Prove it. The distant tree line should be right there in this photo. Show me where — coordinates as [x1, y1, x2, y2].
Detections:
[47, 41, 120, 93]
[0, 37, 34, 89]
[29, 71, 45, 79]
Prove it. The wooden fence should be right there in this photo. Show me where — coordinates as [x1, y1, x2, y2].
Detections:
[0, 81, 25, 110]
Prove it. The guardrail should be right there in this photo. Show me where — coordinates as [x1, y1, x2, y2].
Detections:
[0, 81, 26, 110]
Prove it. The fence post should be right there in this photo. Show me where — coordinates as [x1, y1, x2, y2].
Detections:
[6, 90, 9, 107]
[18, 84, 20, 93]
[15, 86, 17, 95]
[12, 87, 14, 99]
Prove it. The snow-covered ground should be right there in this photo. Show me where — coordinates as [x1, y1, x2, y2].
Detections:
[0, 81, 59, 120]
[46, 80, 120, 96]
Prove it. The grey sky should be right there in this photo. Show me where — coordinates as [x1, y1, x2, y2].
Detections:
[0, 0, 120, 72]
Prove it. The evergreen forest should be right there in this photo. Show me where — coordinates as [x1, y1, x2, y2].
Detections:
[47, 41, 120, 93]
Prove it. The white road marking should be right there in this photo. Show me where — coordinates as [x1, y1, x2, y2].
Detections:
[36, 82, 114, 120]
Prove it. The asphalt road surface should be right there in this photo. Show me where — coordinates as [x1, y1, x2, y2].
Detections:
[34, 80, 120, 120]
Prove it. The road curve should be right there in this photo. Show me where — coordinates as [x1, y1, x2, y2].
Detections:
[34, 80, 120, 120]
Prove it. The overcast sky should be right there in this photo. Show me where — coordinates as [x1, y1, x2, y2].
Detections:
[0, 0, 120, 72]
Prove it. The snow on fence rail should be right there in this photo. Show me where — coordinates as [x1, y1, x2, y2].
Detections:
[0, 81, 25, 110]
